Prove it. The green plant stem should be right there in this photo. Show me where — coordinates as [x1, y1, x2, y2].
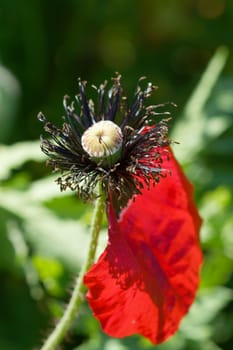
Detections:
[40, 182, 105, 350]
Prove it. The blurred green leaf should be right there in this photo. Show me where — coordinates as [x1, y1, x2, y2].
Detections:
[32, 255, 65, 296]
[0, 207, 17, 270]
[171, 47, 230, 164]
[199, 186, 233, 287]
[0, 64, 21, 143]
[0, 140, 44, 180]
[181, 287, 233, 330]
[0, 188, 107, 270]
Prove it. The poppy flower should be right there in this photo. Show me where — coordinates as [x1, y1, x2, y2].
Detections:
[38, 74, 202, 344]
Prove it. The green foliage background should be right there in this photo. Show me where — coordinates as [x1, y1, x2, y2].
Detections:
[0, 1, 233, 349]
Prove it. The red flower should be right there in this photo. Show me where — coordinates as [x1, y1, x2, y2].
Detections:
[38, 74, 202, 344]
[84, 150, 202, 344]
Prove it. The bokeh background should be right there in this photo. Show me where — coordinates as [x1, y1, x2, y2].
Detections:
[1, 1, 233, 349]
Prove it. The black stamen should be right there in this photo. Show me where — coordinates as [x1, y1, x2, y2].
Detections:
[78, 79, 93, 127]
[38, 74, 172, 216]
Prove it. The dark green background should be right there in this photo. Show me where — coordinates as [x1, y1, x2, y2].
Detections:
[0, 1, 233, 350]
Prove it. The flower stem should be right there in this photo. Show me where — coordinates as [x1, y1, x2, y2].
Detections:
[40, 182, 105, 350]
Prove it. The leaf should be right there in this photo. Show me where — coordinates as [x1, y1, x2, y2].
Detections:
[0, 188, 107, 270]
[171, 46, 230, 164]
[0, 140, 44, 180]
[0, 64, 21, 143]
[180, 287, 233, 340]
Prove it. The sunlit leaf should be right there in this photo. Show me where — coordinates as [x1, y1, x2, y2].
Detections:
[0, 64, 21, 143]
[171, 47, 230, 164]
[0, 140, 44, 180]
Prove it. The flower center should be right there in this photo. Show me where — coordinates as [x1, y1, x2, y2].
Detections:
[81, 120, 123, 163]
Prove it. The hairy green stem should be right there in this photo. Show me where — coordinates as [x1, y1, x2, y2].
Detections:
[40, 182, 105, 350]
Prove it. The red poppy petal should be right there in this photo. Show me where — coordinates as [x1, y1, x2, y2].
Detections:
[84, 151, 202, 344]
